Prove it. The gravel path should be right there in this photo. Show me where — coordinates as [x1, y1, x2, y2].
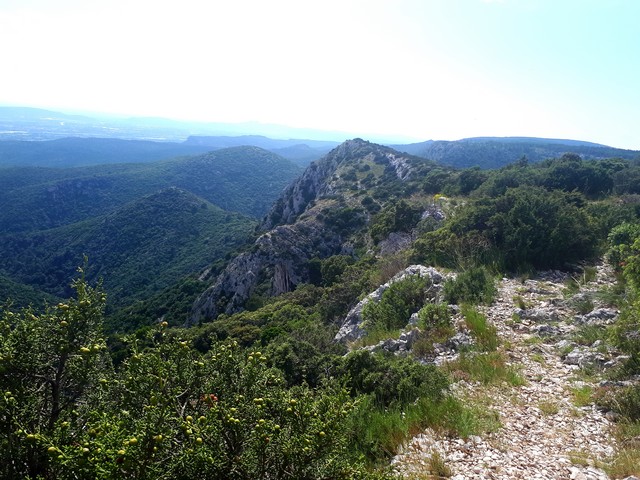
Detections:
[392, 265, 621, 480]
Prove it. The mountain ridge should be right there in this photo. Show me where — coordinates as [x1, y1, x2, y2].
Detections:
[393, 136, 640, 169]
[189, 139, 433, 324]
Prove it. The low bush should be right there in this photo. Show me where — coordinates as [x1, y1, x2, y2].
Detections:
[362, 275, 431, 337]
[444, 266, 496, 305]
[339, 350, 449, 407]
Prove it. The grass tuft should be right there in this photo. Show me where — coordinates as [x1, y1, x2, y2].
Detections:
[570, 385, 593, 407]
[445, 351, 525, 386]
[537, 400, 560, 416]
[461, 305, 499, 352]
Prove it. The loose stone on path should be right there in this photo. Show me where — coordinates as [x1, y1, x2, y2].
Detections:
[392, 264, 619, 480]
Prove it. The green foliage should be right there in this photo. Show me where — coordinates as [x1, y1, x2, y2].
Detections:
[348, 392, 499, 462]
[445, 167, 489, 195]
[107, 276, 209, 332]
[315, 256, 378, 324]
[446, 352, 524, 386]
[339, 350, 448, 408]
[308, 255, 356, 287]
[0, 188, 255, 321]
[400, 137, 639, 170]
[362, 275, 431, 336]
[612, 300, 640, 374]
[608, 222, 640, 275]
[0, 276, 390, 479]
[425, 186, 599, 271]
[612, 385, 640, 421]
[444, 267, 496, 305]
[321, 205, 366, 235]
[570, 385, 594, 407]
[0, 268, 111, 478]
[608, 222, 640, 375]
[369, 200, 423, 243]
[421, 168, 454, 194]
[460, 305, 499, 352]
[0, 273, 61, 311]
[417, 303, 451, 332]
[412, 303, 455, 356]
[0, 146, 301, 234]
[540, 153, 614, 197]
[265, 339, 338, 388]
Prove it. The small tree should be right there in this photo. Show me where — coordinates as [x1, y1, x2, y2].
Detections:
[0, 266, 111, 478]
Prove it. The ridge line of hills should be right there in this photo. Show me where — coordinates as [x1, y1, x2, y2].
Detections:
[1, 133, 638, 171]
[2, 106, 639, 170]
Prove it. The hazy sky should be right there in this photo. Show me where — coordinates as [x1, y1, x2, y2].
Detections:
[1, 0, 639, 148]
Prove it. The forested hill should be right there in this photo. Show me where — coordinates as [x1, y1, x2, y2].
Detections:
[0, 187, 255, 310]
[393, 136, 640, 169]
[0, 145, 299, 319]
[0, 136, 338, 169]
[190, 139, 439, 323]
[189, 139, 640, 325]
[3, 137, 640, 479]
[183, 135, 339, 165]
[0, 146, 301, 233]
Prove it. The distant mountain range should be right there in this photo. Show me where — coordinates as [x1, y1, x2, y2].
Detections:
[0, 106, 357, 143]
[183, 135, 338, 165]
[0, 146, 301, 233]
[3, 106, 639, 169]
[392, 137, 640, 169]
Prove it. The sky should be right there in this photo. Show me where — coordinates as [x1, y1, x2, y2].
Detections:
[1, 0, 639, 148]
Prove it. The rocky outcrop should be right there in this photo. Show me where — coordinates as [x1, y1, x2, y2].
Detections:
[189, 139, 424, 325]
[363, 328, 421, 355]
[575, 307, 619, 325]
[334, 265, 450, 343]
[189, 220, 342, 324]
[262, 138, 420, 230]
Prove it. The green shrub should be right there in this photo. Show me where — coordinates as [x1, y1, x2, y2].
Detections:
[615, 385, 640, 421]
[369, 200, 423, 243]
[446, 352, 524, 385]
[444, 267, 496, 305]
[362, 275, 431, 336]
[412, 303, 455, 356]
[607, 222, 640, 271]
[418, 303, 451, 331]
[0, 277, 391, 479]
[339, 350, 449, 407]
[348, 393, 497, 463]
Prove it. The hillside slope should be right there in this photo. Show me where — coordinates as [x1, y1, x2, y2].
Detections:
[0, 137, 213, 168]
[394, 267, 618, 479]
[183, 135, 338, 165]
[0, 146, 301, 233]
[0, 188, 255, 310]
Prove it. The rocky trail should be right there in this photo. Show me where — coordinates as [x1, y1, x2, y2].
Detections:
[392, 264, 635, 480]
